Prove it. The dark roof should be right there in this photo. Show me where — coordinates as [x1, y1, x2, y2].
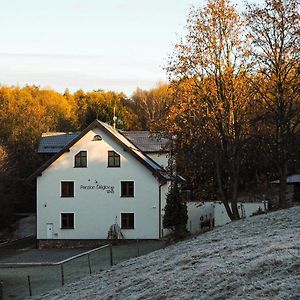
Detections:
[271, 174, 300, 184]
[121, 131, 170, 153]
[29, 120, 170, 182]
[38, 131, 169, 154]
[38, 132, 79, 153]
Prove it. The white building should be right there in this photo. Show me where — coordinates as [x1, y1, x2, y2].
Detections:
[30, 120, 172, 248]
[31, 119, 266, 247]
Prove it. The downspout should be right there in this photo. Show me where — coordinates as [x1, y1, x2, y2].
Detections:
[158, 182, 165, 239]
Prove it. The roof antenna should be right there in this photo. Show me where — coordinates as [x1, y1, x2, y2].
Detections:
[113, 107, 117, 130]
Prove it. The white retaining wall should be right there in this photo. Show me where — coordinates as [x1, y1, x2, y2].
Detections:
[186, 201, 268, 234]
[208, 201, 267, 227]
[186, 202, 214, 234]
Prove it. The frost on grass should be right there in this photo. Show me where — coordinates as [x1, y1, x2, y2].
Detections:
[33, 207, 300, 300]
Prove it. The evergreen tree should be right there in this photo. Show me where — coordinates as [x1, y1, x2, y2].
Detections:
[163, 180, 188, 240]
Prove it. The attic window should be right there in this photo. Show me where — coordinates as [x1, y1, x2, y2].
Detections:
[108, 151, 120, 167]
[74, 151, 87, 168]
[92, 135, 102, 141]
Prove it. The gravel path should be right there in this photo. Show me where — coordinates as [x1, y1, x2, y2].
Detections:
[0, 236, 93, 264]
[0, 248, 93, 264]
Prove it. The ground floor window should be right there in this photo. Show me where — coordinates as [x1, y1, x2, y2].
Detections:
[121, 213, 134, 229]
[61, 213, 74, 229]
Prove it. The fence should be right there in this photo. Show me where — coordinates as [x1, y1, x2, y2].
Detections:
[0, 244, 111, 299]
[0, 240, 165, 299]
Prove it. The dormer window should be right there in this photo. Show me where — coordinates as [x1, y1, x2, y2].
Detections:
[74, 151, 87, 168]
[108, 151, 120, 167]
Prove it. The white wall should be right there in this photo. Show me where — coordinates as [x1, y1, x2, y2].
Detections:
[209, 201, 268, 226]
[148, 153, 168, 169]
[185, 201, 267, 234]
[37, 127, 164, 240]
[186, 202, 214, 234]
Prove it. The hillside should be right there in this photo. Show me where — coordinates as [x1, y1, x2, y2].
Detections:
[36, 207, 300, 300]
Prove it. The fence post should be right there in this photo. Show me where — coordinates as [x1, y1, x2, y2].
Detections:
[109, 244, 113, 266]
[27, 275, 32, 296]
[0, 280, 3, 300]
[60, 264, 65, 286]
[88, 254, 92, 275]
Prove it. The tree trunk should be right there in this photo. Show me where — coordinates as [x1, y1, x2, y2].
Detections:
[215, 158, 240, 221]
[230, 200, 240, 220]
[231, 155, 241, 220]
[278, 163, 289, 208]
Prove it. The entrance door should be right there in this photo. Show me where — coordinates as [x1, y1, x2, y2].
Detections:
[46, 223, 54, 239]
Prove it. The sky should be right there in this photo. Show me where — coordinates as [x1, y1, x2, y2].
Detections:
[0, 0, 256, 97]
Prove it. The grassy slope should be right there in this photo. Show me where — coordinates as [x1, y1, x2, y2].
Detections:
[36, 207, 300, 300]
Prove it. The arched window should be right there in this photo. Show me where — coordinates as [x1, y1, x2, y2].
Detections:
[92, 135, 102, 141]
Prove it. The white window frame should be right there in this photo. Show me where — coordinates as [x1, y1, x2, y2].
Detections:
[60, 212, 75, 229]
[74, 150, 88, 168]
[120, 212, 135, 230]
[60, 180, 75, 198]
[107, 150, 121, 168]
[120, 180, 135, 198]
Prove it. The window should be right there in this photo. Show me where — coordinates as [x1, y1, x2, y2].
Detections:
[108, 151, 120, 167]
[61, 213, 74, 229]
[61, 181, 74, 197]
[121, 213, 134, 229]
[121, 181, 134, 197]
[74, 151, 87, 167]
[92, 135, 102, 141]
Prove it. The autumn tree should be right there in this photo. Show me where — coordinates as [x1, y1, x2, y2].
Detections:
[74, 90, 129, 130]
[128, 83, 176, 130]
[0, 85, 79, 175]
[159, 79, 217, 201]
[0, 86, 46, 174]
[0, 144, 15, 229]
[246, 0, 300, 208]
[166, 0, 252, 220]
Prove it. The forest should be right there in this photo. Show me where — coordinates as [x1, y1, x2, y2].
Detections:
[0, 0, 299, 228]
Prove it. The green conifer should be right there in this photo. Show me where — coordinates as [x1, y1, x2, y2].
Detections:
[163, 180, 188, 240]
